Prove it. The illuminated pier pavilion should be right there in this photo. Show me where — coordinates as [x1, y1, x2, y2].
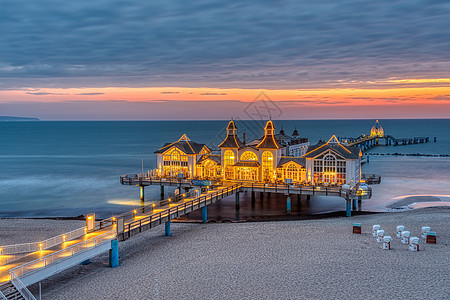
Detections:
[153, 120, 361, 186]
[121, 120, 372, 217]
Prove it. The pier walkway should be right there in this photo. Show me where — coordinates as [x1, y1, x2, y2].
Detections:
[341, 135, 431, 151]
[121, 174, 372, 218]
[0, 184, 241, 299]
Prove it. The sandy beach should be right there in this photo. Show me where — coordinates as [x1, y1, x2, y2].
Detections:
[1, 207, 444, 299]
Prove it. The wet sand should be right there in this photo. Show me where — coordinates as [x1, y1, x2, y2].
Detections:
[10, 206, 448, 300]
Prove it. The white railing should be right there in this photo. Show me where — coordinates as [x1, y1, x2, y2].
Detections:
[10, 272, 37, 300]
[10, 230, 116, 279]
[0, 226, 87, 256]
[0, 290, 6, 300]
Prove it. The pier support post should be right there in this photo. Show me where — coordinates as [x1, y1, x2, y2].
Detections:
[165, 220, 171, 236]
[202, 206, 207, 223]
[287, 195, 292, 215]
[346, 199, 352, 217]
[251, 191, 255, 202]
[260, 192, 264, 200]
[235, 192, 240, 210]
[352, 198, 357, 211]
[140, 186, 145, 202]
[357, 196, 362, 211]
[160, 185, 165, 200]
[109, 239, 119, 268]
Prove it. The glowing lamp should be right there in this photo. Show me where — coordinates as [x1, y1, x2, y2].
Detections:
[112, 217, 116, 221]
[62, 235, 66, 241]
[39, 243, 43, 249]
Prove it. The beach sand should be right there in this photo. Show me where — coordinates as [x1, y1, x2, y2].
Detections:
[0, 218, 84, 245]
[5, 207, 450, 299]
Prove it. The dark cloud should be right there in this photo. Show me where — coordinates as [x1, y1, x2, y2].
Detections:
[160, 92, 179, 94]
[1, 0, 450, 89]
[200, 93, 228, 96]
[76, 92, 105, 95]
[26, 92, 66, 95]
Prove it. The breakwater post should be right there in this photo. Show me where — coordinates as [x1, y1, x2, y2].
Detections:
[202, 206, 207, 223]
[140, 186, 145, 202]
[109, 239, 119, 268]
[160, 186, 165, 200]
[235, 192, 240, 210]
[165, 220, 171, 236]
[346, 197, 352, 217]
[286, 195, 291, 215]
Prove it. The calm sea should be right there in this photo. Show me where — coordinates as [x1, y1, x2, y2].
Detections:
[0, 119, 449, 218]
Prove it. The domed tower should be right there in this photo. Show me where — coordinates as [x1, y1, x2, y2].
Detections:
[370, 120, 384, 137]
[292, 127, 299, 137]
[219, 120, 244, 180]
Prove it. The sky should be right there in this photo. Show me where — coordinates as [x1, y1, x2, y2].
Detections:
[1, 0, 450, 120]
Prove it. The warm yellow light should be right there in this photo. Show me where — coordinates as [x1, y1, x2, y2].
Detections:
[182, 194, 185, 197]
[168, 198, 171, 202]
[87, 216, 92, 220]
[39, 243, 43, 248]
[133, 210, 137, 214]
[112, 217, 116, 221]
[152, 204, 155, 207]
[62, 235, 66, 241]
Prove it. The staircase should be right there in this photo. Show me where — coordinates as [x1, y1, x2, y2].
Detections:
[0, 281, 24, 300]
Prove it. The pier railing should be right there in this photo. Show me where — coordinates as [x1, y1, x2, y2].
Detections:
[9, 230, 116, 280]
[120, 184, 242, 240]
[99, 188, 203, 229]
[241, 182, 371, 199]
[10, 273, 36, 300]
[120, 174, 221, 187]
[0, 226, 87, 257]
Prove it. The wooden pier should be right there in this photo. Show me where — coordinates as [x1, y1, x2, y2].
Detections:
[120, 174, 372, 218]
[340, 135, 432, 152]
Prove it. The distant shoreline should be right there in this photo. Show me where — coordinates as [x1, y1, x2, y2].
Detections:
[0, 116, 40, 121]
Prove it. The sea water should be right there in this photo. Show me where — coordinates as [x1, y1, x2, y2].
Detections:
[0, 119, 449, 218]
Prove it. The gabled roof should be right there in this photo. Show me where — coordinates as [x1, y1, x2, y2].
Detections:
[155, 134, 209, 155]
[277, 157, 306, 168]
[256, 120, 282, 149]
[218, 120, 244, 148]
[218, 134, 245, 148]
[197, 154, 221, 165]
[303, 135, 360, 159]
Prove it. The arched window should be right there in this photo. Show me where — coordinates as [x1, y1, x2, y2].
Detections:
[171, 150, 180, 165]
[323, 154, 336, 173]
[286, 163, 299, 181]
[262, 151, 273, 181]
[240, 151, 257, 161]
[224, 150, 235, 167]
